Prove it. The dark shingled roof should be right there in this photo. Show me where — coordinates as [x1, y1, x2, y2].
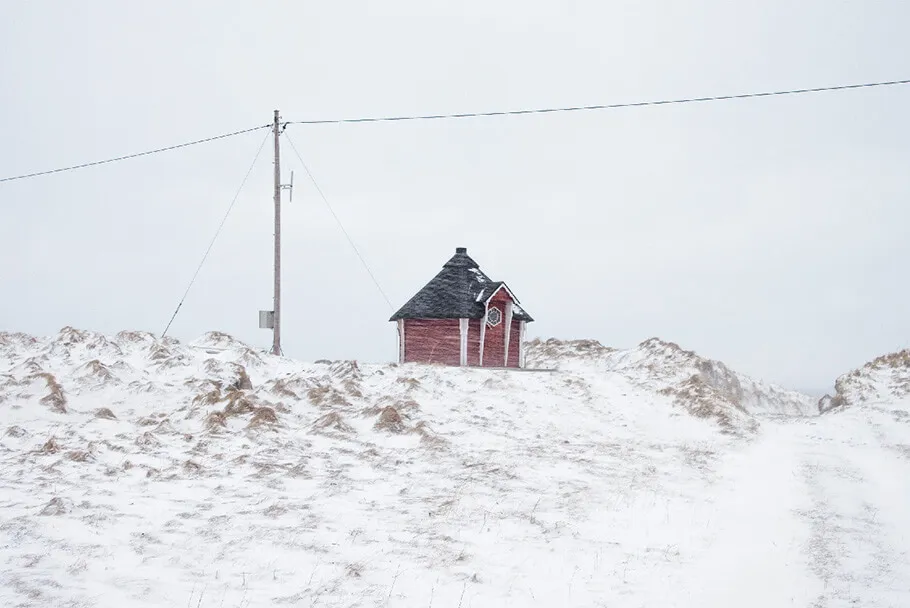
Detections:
[389, 248, 534, 322]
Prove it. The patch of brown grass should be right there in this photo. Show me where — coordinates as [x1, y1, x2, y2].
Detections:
[312, 411, 355, 433]
[818, 393, 846, 413]
[37, 437, 60, 454]
[329, 360, 362, 381]
[247, 407, 279, 430]
[94, 408, 117, 420]
[870, 350, 910, 369]
[228, 364, 253, 391]
[373, 406, 406, 434]
[66, 450, 92, 462]
[148, 343, 172, 361]
[116, 330, 152, 344]
[205, 411, 227, 431]
[269, 379, 299, 400]
[81, 359, 116, 383]
[183, 460, 203, 474]
[192, 387, 223, 408]
[343, 380, 363, 399]
[34, 373, 66, 413]
[222, 390, 257, 416]
[661, 376, 756, 435]
[307, 385, 351, 408]
[412, 421, 447, 449]
[396, 377, 421, 389]
[135, 432, 161, 448]
[363, 398, 420, 417]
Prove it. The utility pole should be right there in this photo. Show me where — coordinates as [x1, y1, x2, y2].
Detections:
[259, 110, 293, 354]
[271, 109, 282, 356]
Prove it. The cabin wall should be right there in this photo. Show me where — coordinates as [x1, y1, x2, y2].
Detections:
[482, 291, 513, 367]
[507, 319, 522, 368]
[403, 319, 460, 366]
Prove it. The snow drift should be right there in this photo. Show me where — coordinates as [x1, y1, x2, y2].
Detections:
[820, 348, 910, 412]
[1, 328, 908, 607]
[527, 337, 816, 430]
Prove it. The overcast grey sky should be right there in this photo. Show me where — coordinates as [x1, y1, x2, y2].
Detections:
[1, 1, 908, 391]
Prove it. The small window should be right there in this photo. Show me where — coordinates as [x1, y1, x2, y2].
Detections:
[487, 306, 502, 327]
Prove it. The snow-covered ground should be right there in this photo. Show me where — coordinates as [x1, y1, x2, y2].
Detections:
[0, 329, 908, 607]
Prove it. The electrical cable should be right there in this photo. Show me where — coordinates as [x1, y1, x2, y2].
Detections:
[161, 129, 272, 337]
[4, 79, 907, 184]
[289, 78, 910, 125]
[283, 132, 395, 311]
[0, 124, 271, 184]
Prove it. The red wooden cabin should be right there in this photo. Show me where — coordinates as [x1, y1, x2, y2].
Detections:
[390, 247, 534, 368]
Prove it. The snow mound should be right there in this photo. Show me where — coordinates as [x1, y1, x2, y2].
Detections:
[527, 337, 816, 431]
[820, 349, 910, 412]
[191, 330, 256, 351]
[1, 329, 909, 607]
[525, 338, 617, 365]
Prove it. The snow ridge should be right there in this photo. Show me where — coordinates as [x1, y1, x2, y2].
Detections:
[527, 337, 816, 431]
[820, 349, 910, 412]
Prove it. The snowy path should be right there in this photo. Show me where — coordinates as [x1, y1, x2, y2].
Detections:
[616, 407, 910, 608]
[664, 408, 910, 608]
[792, 406, 910, 607]
[666, 421, 824, 607]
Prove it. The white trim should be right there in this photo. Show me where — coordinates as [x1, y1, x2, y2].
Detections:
[483, 282, 521, 306]
[459, 318, 468, 366]
[397, 319, 405, 363]
[519, 321, 527, 368]
[479, 305, 487, 366]
[503, 302, 513, 366]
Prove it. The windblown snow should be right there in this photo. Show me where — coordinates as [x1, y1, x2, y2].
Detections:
[1, 328, 909, 607]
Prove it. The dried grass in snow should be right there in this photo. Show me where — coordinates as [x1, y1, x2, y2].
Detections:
[94, 407, 117, 420]
[374, 406, 407, 434]
[247, 407, 279, 430]
[205, 411, 227, 431]
[40, 497, 68, 516]
[34, 373, 66, 413]
[312, 411, 355, 434]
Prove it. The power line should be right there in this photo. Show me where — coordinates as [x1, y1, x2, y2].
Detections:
[4, 78, 907, 185]
[161, 129, 272, 337]
[283, 132, 395, 311]
[0, 124, 271, 184]
[290, 78, 910, 125]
